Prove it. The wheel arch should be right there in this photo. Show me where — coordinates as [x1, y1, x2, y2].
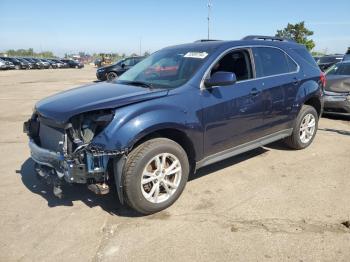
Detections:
[304, 96, 322, 117]
[131, 127, 196, 172]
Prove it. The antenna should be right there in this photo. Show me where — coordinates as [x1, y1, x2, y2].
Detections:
[207, 0, 212, 40]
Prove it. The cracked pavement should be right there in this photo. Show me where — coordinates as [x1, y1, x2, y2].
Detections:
[0, 67, 350, 262]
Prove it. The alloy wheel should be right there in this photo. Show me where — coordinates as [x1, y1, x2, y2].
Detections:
[299, 113, 316, 144]
[141, 153, 182, 204]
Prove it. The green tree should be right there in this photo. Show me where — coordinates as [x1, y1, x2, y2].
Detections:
[276, 21, 315, 51]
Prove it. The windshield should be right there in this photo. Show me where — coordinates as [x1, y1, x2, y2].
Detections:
[326, 63, 350, 76]
[117, 48, 210, 88]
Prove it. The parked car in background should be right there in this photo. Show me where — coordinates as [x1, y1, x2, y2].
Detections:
[24, 36, 324, 214]
[96, 56, 145, 81]
[41, 59, 57, 69]
[50, 59, 65, 68]
[17, 58, 32, 69]
[318, 54, 344, 71]
[343, 47, 350, 62]
[94, 58, 102, 67]
[61, 59, 84, 68]
[0, 58, 15, 70]
[0, 58, 8, 70]
[0, 57, 28, 69]
[313, 56, 321, 63]
[23, 58, 42, 69]
[38, 59, 50, 69]
[323, 61, 350, 115]
[31, 58, 46, 69]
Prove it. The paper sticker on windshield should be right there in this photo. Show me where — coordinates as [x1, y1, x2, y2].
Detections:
[184, 52, 208, 59]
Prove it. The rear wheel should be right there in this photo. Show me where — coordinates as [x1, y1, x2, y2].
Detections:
[107, 72, 118, 81]
[284, 105, 318, 149]
[122, 138, 189, 214]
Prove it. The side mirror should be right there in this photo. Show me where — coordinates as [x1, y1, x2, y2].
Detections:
[121, 63, 126, 69]
[204, 71, 237, 88]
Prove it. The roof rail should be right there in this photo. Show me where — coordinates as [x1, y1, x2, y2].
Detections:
[242, 35, 295, 43]
[194, 39, 221, 43]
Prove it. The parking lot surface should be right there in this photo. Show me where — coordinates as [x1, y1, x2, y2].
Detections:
[1, 67, 350, 262]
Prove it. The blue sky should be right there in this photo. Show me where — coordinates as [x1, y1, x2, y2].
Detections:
[0, 0, 349, 56]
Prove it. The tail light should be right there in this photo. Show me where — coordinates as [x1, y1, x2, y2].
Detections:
[320, 72, 327, 89]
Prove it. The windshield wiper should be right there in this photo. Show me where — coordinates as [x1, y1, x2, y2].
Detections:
[120, 80, 153, 88]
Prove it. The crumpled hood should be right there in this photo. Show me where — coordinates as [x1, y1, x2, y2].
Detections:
[325, 75, 350, 93]
[35, 81, 168, 124]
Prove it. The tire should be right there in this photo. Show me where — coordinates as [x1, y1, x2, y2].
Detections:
[106, 72, 118, 81]
[122, 138, 189, 214]
[284, 105, 318, 150]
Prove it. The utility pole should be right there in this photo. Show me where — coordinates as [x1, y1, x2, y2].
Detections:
[207, 0, 212, 40]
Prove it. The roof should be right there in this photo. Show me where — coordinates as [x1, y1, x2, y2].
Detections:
[164, 38, 302, 53]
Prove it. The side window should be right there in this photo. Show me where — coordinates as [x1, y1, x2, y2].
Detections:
[134, 58, 143, 64]
[123, 58, 134, 66]
[210, 49, 253, 81]
[253, 47, 297, 78]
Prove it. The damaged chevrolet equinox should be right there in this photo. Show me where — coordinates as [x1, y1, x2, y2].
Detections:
[24, 36, 324, 214]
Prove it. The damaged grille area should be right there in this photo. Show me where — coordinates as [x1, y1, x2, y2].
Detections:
[39, 123, 65, 153]
[24, 108, 122, 198]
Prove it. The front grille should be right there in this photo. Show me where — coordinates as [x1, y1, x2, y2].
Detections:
[39, 123, 65, 153]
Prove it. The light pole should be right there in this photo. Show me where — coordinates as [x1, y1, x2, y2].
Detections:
[207, 0, 212, 40]
[139, 37, 142, 56]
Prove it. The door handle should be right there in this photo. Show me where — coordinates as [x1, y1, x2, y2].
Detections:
[250, 88, 261, 96]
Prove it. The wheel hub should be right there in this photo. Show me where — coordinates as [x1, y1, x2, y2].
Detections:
[141, 153, 182, 204]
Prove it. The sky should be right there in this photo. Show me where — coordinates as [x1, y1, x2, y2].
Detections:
[0, 0, 349, 57]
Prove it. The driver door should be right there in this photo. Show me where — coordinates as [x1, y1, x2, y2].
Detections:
[200, 48, 265, 157]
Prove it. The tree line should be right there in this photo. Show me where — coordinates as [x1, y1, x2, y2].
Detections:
[4, 48, 55, 58]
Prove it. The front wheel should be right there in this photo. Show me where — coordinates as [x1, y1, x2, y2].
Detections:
[122, 138, 189, 214]
[106, 71, 118, 81]
[284, 105, 318, 149]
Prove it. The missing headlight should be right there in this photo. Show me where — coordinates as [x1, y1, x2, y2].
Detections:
[69, 110, 114, 146]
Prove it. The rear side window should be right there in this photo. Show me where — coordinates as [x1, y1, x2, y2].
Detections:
[292, 48, 318, 68]
[253, 47, 298, 77]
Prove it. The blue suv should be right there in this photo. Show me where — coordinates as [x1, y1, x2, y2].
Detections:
[24, 36, 324, 214]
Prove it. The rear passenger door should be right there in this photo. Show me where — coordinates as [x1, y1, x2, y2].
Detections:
[252, 47, 300, 135]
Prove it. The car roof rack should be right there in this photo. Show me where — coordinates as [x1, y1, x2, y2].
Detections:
[194, 39, 221, 43]
[242, 35, 295, 43]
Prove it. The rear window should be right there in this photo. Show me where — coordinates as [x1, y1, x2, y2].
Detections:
[326, 63, 350, 76]
[253, 47, 298, 77]
[293, 48, 319, 68]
